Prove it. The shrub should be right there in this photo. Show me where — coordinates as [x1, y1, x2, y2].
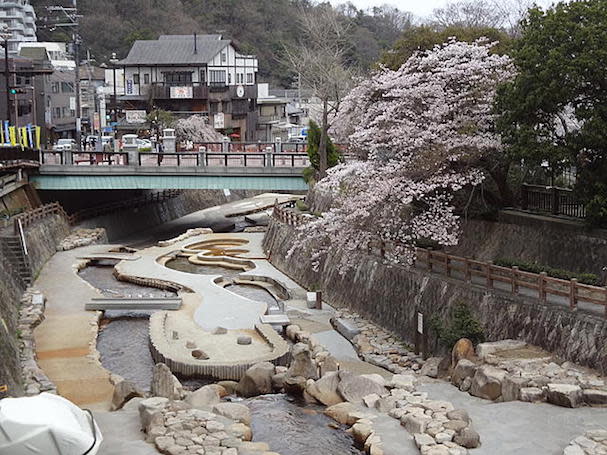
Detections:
[295, 199, 309, 212]
[493, 258, 599, 285]
[306, 120, 341, 171]
[585, 195, 607, 228]
[430, 302, 485, 349]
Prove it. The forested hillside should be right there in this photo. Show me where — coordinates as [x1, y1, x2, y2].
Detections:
[31, 0, 411, 86]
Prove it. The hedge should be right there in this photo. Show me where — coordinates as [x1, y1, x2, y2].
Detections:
[493, 258, 600, 286]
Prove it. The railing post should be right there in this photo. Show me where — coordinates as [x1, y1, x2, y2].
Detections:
[551, 186, 559, 215]
[539, 271, 547, 304]
[512, 266, 519, 294]
[486, 264, 493, 288]
[445, 254, 451, 277]
[465, 259, 471, 282]
[569, 278, 578, 310]
[63, 149, 73, 165]
[266, 147, 272, 168]
[427, 249, 433, 272]
[521, 184, 529, 210]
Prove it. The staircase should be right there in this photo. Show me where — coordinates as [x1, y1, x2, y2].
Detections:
[0, 236, 32, 287]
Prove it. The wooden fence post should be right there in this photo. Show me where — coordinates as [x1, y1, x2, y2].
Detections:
[427, 249, 433, 272]
[539, 272, 547, 304]
[446, 255, 451, 277]
[569, 278, 578, 310]
[512, 266, 519, 294]
[551, 187, 559, 215]
[521, 184, 529, 210]
[465, 259, 471, 282]
[486, 264, 493, 288]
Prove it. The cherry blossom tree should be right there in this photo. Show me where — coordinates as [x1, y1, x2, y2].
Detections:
[174, 115, 224, 143]
[289, 40, 515, 271]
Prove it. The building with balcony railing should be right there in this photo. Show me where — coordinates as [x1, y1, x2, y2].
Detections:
[0, 0, 36, 54]
[118, 34, 259, 140]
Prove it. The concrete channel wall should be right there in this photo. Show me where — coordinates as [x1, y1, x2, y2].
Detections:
[263, 220, 607, 375]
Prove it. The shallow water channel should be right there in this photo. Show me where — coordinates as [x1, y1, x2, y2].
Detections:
[165, 256, 245, 278]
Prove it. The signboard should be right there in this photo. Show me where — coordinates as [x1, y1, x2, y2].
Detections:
[125, 110, 147, 124]
[93, 112, 100, 131]
[69, 96, 76, 110]
[126, 79, 133, 95]
[417, 312, 424, 334]
[170, 86, 193, 99]
[213, 112, 225, 129]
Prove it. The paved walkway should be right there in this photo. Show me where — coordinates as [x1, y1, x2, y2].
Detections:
[33, 246, 115, 410]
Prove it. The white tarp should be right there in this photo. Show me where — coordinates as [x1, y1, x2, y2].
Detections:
[0, 393, 102, 455]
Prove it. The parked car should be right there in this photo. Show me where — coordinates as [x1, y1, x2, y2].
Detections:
[52, 138, 77, 151]
[288, 135, 307, 143]
[137, 138, 152, 151]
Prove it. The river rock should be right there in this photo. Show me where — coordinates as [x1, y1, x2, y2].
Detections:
[451, 338, 475, 368]
[324, 402, 356, 424]
[217, 381, 239, 395]
[519, 387, 546, 403]
[419, 357, 442, 378]
[237, 335, 252, 345]
[453, 428, 481, 449]
[237, 362, 275, 397]
[546, 383, 583, 408]
[446, 409, 470, 423]
[320, 355, 340, 376]
[502, 375, 529, 402]
[476, 339, 526, 359]
[272, 372, 286, 391]
[351, 422, 374, 446]
[229, 423, 252, 441]
[583, 389, 607, 406]
[139, 397, 169, 429]
[111, 379, 145, 411]
[185, 385, 221, 409]
[286, 343, 318, 380]
[212, 402, 251, 425]
[284, 375, 307, 396]
[285, 324, 301, 341]
[451, 359, 477, 388]
[469, 365, 505, 400]
[402, 415, 432, 434]
[151, 363, 185, 400]
[389, 374, 415, 391]
[306, 371, 343, 406]
[338, 371, 386, 403]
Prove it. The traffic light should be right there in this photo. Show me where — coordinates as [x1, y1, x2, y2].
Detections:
[9, 88, 26, 95]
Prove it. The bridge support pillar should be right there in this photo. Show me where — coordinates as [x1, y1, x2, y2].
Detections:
[198, 150, 206, 167]
[222, 137, 230, 154]
[265, 147, 272, 168]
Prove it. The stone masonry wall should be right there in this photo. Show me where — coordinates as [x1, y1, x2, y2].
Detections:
[263, 220, 607, 375]
[24, 213, 70, 277]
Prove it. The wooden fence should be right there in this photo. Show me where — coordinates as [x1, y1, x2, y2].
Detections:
[271, 201, 607, 317]
[13, 202, 69, 234]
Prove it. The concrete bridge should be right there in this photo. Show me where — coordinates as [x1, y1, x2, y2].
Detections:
[32, 149, 314, 191]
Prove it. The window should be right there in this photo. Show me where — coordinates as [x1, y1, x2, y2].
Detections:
[200, 70, 206, 84]
[51, 82, 60, 93]
[220, 52, 226, 63]
[17, 101, 31, 117]
[237, 73, 244, 84]
[228, 73, 232, 84]
[144, 73, 150, 84]
[70, 109, 75, 117]
[209, 70, 226, 85]
[54, 107, 61, 118]
[61, 82, 74, 93]
[246, 73, 253, 84]
[210, 102, 219, 114]
[133, 74, 140, 85]
[62, 107, 68, 117]
[163, 71, 192, 85]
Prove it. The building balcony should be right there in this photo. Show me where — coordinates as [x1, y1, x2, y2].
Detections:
[150, 82, 208, 100]
[258, 114, 283, 124]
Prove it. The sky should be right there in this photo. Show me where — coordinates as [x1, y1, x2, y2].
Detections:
[329, 0, 462, 18]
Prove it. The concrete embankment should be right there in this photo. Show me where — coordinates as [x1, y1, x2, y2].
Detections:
[263, 219, 607, 374]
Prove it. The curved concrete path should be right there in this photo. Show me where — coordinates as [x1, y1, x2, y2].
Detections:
[33, 245, 116, 410]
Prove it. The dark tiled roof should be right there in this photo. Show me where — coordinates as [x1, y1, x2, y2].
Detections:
[119, 35, 229, 66]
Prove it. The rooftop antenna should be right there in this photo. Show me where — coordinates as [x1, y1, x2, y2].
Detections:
[194, 33, 197, 54]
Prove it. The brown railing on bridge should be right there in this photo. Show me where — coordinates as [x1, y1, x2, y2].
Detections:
[521, 184, 586, 218]
[13, 202, 69, 234]
[271, 201, 607, 317]
[0, 147, 39, 162]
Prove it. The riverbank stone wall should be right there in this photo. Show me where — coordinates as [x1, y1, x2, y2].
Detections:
[263, 220, 607, 375]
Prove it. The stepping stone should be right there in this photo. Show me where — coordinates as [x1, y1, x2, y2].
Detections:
[237, 336, 252, 345]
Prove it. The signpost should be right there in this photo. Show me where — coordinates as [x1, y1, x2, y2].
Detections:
[414, 310, 428, 359]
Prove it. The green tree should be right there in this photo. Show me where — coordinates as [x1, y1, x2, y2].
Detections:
[496, 0, 607, 222]
[379, 25, 512, 70]
[305, 120, 341, 182]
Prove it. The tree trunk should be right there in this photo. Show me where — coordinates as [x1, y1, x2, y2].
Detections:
[319, 98, 329, 179]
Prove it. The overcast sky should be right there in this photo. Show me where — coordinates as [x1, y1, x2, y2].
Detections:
[329, 0, 552, 20]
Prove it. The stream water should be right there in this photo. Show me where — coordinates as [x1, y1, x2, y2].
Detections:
[165, 256, 246, 278]
[247, 394, 361, 455]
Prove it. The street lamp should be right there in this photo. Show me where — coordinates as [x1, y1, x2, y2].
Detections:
[109, 52, 119, 124]
[0, 27, 12, 125]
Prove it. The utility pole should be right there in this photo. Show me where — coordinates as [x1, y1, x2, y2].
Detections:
[3, 36, 10, 125]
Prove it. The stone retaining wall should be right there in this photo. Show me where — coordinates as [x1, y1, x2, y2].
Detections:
[263, 220, 607, 375]
[24, 213, 70, 277]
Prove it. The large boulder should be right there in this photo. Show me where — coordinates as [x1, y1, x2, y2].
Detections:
[324, 402, 357, 425]
[451, 338, 475, 368]
[419, 357, 442, 378]
[319, 355, 339, 377]
[212, 402, 252, 425]
[451, 359, 477, 388]
[546, 384, 583, 408]
[453, 428, 481, 449]
[388, 374, 415, 391]
[138, 397, 169, 430]
[185, 384, 221, 409]
[111, 379, 145, 411]
[469, 365, 505, 401]
[151, 363, 184, 400]
[337, 371, 386, 404]
[306, 372, 343, 406]
[237, 362, 275, 397]
[286, 343, 318, 380]
[502, 375, 530, 402]
[583, 389, 607, 406]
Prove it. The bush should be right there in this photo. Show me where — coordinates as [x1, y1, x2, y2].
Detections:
[585, 195, 607, 228]
[307, 120, 341, 172]
[430, 302, 485, 349]
[493, 258, 600, 285]
[295, 199, 309, 212]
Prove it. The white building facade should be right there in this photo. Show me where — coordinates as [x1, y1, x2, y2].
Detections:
[0, 0, 36, 54]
